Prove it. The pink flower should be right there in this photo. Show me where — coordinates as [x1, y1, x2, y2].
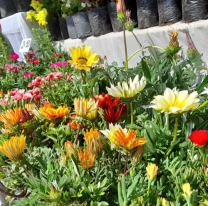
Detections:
[63, 61, 68, 66]
[50, 63, 56, 68]
[22, 72, 35, 77]
[12, 94, 24, 101]
[54, 72, 62, 79]
[27, 52, 36, 57]
[23, 92, 33, 101]
[46, 73, 55, 81]
[56, 62, 63, 67]
[5, 64, 12, 69]
[32, 87, 41, 95]
[10, 52, 19, 60]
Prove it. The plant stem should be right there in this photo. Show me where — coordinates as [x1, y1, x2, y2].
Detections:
[127, 49, 142, 62]
[0, 187, 28, 198]
[166, 117, 178, 157]
[166, 114, 169, 131]
[73, 124, 81, 146]
[131, 31, 142, 48]
[80, 70, 86, 84]
[147, 180, 151, 197]
[123, 25, 128, 71]
[31, 132, 35, 146]
[118, 152, 121, 164]
[124, 154, 128, 174]
[130, 102, 133, 124]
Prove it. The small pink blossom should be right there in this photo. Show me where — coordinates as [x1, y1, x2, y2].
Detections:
[23, 92, 33, 101]
[34, 95, 41, 101]
[54, 72, 62, 79]
[10, 52, 19, 60]
[22, 72, 35, 77]
[32, 88, 41, 95]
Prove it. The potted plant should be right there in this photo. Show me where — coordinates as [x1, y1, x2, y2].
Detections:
[86, 0, 113, 36]
[42, 0, 63, 41]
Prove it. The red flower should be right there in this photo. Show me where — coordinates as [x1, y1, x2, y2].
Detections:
[189, 130, 208, 147]
[32, 59, 41, 65]
[94, 93, 120, 109]
[57, 53, 62, 58]
[53, 52, 56, 57]
[104, 105, 123, 123]
[27, 52, 36, 57]
[10, 52, 19, 60]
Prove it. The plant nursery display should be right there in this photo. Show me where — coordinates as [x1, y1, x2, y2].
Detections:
[1, 0, 208, 206]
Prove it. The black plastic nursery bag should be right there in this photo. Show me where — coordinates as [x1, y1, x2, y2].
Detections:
[136, 0, 159, 29]
[72, 12, 92, 39]
[66, 16, 78, 39]
[182, 0, 208, 22]
[13, 0, 32, 12]
[157, 0, 182, 25]
[47, 17, 63, 41]
[59, 17, 69, 40]
[87, 7, 113, 37]
[107, 2, 123, 32]
[0, 0, 17, 18]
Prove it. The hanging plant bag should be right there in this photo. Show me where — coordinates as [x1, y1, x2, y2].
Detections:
[124, 0, 138, 23]
[47, 17, 63, 41]
[87, 7, 113, 37]
[72, 12, 92, 39]
[13, 0, 31, 12]
[0, 0, 17, 18]
[107, 2, 123, 32]
[59, 17, 69, 40]
[157, 0, 182, 25]
[182, 0, 208, 22]
[66, 16, 77, 39]
[136, 0, 159, 29]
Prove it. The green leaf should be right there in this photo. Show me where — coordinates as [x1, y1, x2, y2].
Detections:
[118, 181, 124, 206]
[127, 178, 138, 199]
[121, 175, 127, 202]
[197, 75, 208, 93]
[141, 58, 151, 80]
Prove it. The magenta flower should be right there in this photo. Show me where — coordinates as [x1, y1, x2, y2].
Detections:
[63, 61, 68, 66]
[56, 62, 63, 67]
[22, 72, 35, 77]
[10, 52, 19, 60]
[50, 63, 56, 68]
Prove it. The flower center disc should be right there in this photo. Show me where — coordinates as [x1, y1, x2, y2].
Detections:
[77, 57, 87, 65]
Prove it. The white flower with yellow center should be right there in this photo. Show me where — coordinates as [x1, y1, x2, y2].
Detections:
[106, 75, 146, 99]
[150, 88, 200, 114]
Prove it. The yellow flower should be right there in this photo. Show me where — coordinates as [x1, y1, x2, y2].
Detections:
[106, 75, 146, 99]
[0, 108, 22, 128]
[100, 123, 124, 146]
[115, 129, 147, 150]
[39, 106, 70, 121]
[30, 0, 43, 12]
[150, 88, 200, 114]
[161, 198, 169, 206]
[69, 45, 100, 71]
[36, 8, 48, 26]
[84, 128, 103, 154]
[78, 148, 95, 169]
[182, 183, 192, 198]
[25, 103, 36, 112]
[26, 10, 37, 22]
[65, 141, 77, 158]
[0, 135, 26, 161]
[146, 163, 159, 181]
[74, 98, 97, 120]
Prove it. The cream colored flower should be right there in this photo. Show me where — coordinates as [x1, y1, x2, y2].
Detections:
[106, 75, 146, 99]
[150, 88, 200, 114]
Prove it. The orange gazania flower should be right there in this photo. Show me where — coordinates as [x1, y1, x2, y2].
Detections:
[39, 106, 70, 120]
[43, 102, 54, 108]
[0, 135, 26, 161]
[0, 90, 3, 97]
[68, 118, 84, 130]
[0, 108, 22, 128]
[84, 128, 103, 154]
[78, 148, 95, 169]
[115, 129, 147, 150]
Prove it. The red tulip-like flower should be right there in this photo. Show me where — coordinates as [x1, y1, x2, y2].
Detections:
[189, 130, 208, 147]
[94, 93, 120, 109]
[32, 59, 41, 65]
[104, 105, 123, 123]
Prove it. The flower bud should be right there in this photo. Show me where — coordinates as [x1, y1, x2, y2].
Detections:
[182, 183, 192, 198]
[146, 163, 158, 181]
